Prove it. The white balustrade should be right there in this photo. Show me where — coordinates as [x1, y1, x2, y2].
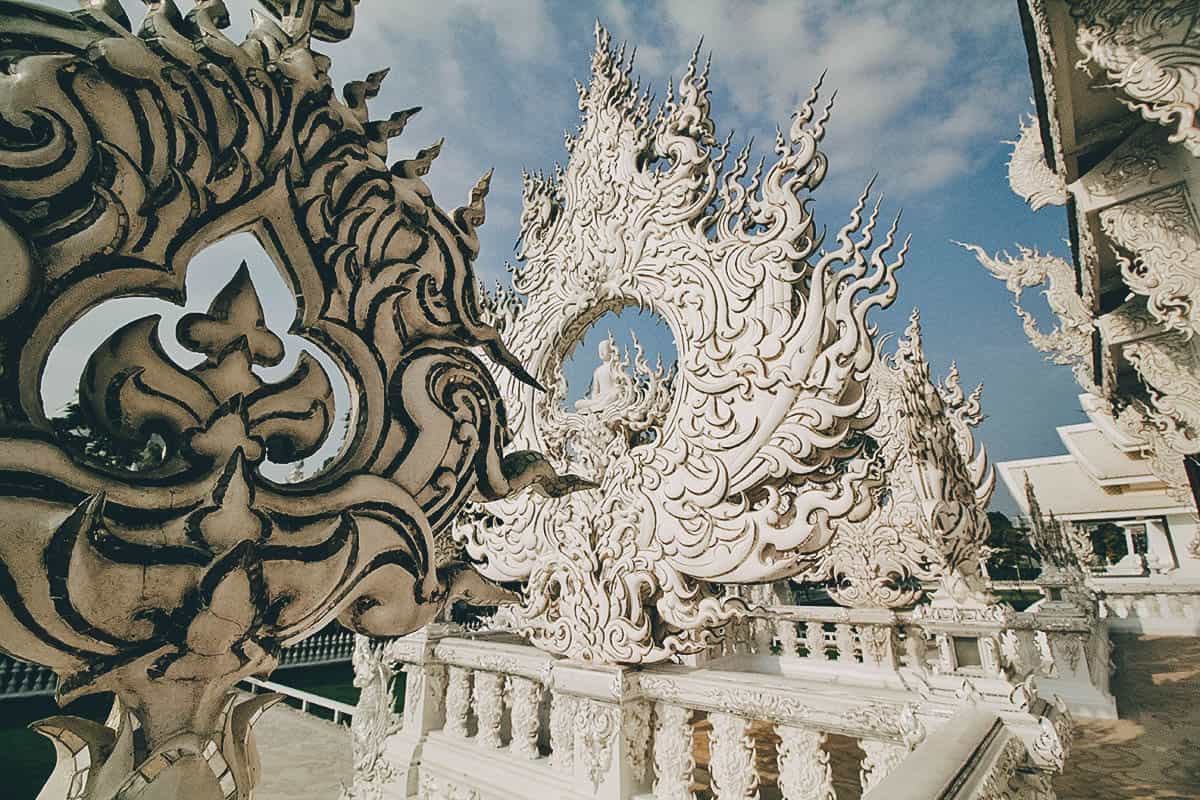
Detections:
[344, 611, 1079, 800]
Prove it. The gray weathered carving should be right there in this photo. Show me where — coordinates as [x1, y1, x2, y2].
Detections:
[0, 2, 562, 797]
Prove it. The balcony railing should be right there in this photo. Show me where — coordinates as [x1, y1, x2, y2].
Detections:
[0, 627, 355, 699]
[344, 602, 1084, 800]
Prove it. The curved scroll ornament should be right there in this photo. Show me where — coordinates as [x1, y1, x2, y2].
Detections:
[795, 311, 996, 608]
[1100, 184, 1200, 341]
[960, 243, 1096, 390]
[967, 244, 1195, 499]
[0, 2, 555, 797]
[1007, 113, 1067, 212]
[1071, 1, 1200, 157]
[453, 25, 905, 663]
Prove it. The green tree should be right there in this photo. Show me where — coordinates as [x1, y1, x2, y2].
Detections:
[51, 398, 165, 471]
[1088, 521, 1127, 565]
[985, 511, 1042, 581]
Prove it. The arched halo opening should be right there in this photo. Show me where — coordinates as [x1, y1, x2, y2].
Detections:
[542, 307, 678, 483]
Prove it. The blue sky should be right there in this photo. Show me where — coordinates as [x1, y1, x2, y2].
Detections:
[38, 1, 1084, 514]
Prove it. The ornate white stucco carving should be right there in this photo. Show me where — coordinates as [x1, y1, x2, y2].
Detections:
[792, 311, 995, 607]
[708, 712, 759, 800]
[508, 676, 543, 761]
[859, 738, 909, 794]
[578, 697, 621, 790]
[1071, 1, 1200, 157]
[0, 2, 563, 797]
[1100, 184, 1200, 340]
[453, 24, 907, 663]
[652, 703, 696, 800]
[776, 726, 835, 800]
[344, 638, 402, 799]
[623, 699, 654, 784]
[961, 243, 1095, 388]
[1097, 297, 1200, 465]
[966, 240, 1196, 497]
[1007, 114, 1068, 211]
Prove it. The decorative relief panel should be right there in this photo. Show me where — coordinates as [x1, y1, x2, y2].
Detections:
[1100, 184, 1200, 340]
[453, 24, 907, 663]
[1071, 1, 1200, 157]
[0, 2, 562, 797]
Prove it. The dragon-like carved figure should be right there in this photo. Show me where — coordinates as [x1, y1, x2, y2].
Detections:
[452, 25, 906, 663]
[0, 2, 559, 797]
[795, 310, 996, 608]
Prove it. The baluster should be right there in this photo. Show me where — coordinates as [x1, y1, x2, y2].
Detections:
[776, 725, 835, 800]
[17, 660, 32, 693]
[835, 624, 855, 662]
[445, 666, 473, 739]
[776, 619, 798, 656]
[507, 676, 542, 760]
[474, 671, 504, 749]
[0, 658, 12, 695]
[548, 690, 576, 772]
[859, 739, 908, 794]
[652, 703, 695, 800]
[708, 712, 759, 799]
[752, 616, 773, 654]
[805, 621, 825, 661]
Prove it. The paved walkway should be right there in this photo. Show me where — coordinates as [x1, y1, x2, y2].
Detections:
[1054, 634, 1200, 800]
[255, 700, 352, 800]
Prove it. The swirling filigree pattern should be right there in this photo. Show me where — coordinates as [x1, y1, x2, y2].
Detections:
[794, 311, 995, 608]
[451, 24, 906, 663]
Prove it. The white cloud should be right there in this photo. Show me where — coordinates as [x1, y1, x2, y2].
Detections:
[634, 0, 1024, 197]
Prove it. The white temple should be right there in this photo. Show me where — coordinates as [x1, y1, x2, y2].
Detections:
[0, 2, 1197, 799]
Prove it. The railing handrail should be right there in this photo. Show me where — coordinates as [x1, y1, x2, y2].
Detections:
[862, 706, 1001, 800]
[241, 675, 356, 725]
